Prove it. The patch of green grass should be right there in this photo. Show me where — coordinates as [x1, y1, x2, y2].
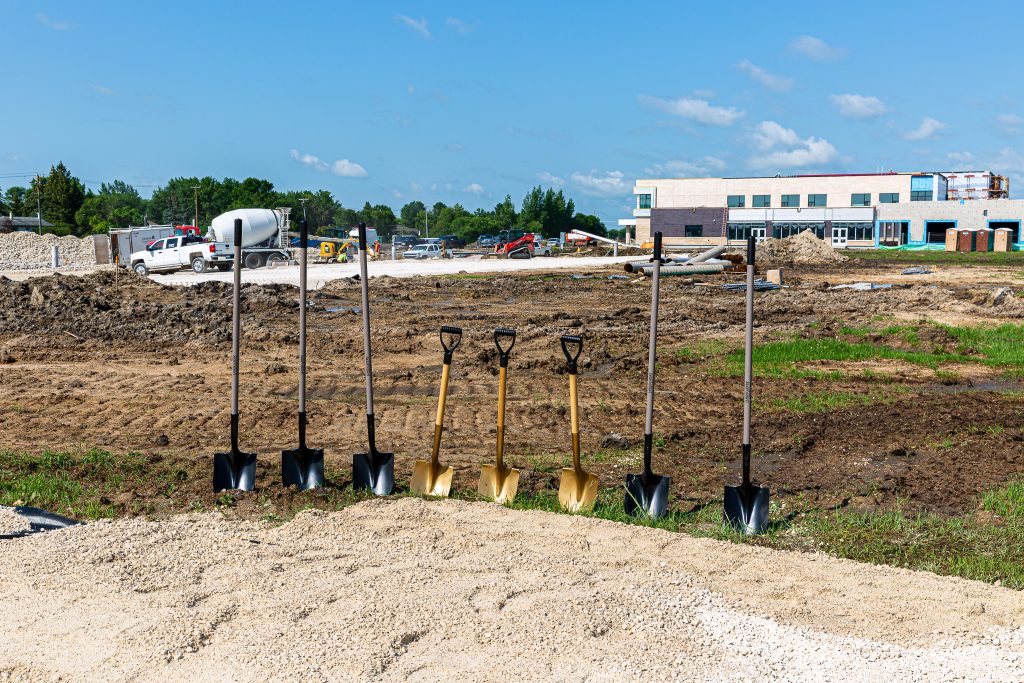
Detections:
[937, 323, 1024, 367]
[674, 339, 731, 361]
[982, 480, 1024, 519]
[855, 249, 1024, 265]
[761, 389, 903, 414]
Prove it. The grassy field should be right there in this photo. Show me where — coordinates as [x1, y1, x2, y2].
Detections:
[854, 249, 1024, 265]
[2, 446, 1022, 588]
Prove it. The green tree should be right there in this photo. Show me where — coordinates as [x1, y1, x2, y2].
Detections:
[3, 186, 28, 216]
[400, 200, 425, 228]
[74, 180, 146, 233]
[36, 162, 86, 232]
[494, 195, 517, 231]
[361, 202, 398, 238]
[573, 213, 606, 237]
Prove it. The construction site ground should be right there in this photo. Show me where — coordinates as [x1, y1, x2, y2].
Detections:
[2, 249, 1024, 680]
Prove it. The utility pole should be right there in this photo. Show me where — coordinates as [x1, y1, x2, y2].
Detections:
[191, 185, 200, 229]
[425, 206, 429, 238]
[35, 174, 42, 235]
[298, 196, 310, 221]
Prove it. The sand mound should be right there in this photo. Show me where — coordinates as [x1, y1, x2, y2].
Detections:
[1, 499, 1022, 682]
[753, 231, 847, 267]
[0, 231, 98, 270]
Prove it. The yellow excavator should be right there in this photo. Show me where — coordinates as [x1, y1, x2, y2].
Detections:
[316, 240, 356, 263]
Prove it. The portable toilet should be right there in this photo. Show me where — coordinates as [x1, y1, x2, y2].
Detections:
[994, 228, 1015, 252]
[957, 229, 976, 252]
[975, 228, 994, 252]
[945, 228, 958, 252]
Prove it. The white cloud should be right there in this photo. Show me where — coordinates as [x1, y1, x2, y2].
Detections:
[997, 114, 1023, 135]
[570, 170, 630, 197]
[829, 93, 886, 119]
[537, 171, 565, 186]
[946, 151, 976, 167]
[392, 189, 405, 199]
[464, 183, 484, 195]
[751, 121, 802, 151]
[410, 182, 423, 192]
[692, 88, 716, 99]
[446, 143, 465, 152]
[645, 157, 727, 177]
[396, 15, 430, 38]
[90, 84, 115, 96]
[789, 35, 844, 61]
[37, 13, 73, 30]
[903, 117, 946, 141]
[289, 149, 368, 178]
[638, 95, 744, 126]
[736, 60, 793, 92]
[747, 122, 838, 170]
[446, 17, 475, 34]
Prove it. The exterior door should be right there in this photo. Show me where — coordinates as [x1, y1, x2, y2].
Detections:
[152, 237, 179, 268]
[831, 228, 848, 248]
[751, 227, 767, 242]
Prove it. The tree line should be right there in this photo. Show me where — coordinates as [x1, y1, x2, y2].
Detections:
[0, 162, 613, 241]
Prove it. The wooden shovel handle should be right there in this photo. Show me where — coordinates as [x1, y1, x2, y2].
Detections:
[431, 363, 451, 466]
[569, 373, 581, 472]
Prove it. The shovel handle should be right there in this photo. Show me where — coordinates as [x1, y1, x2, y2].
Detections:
[560, 334, 583, 375]
[431, 362, 451, 466]
[440, 325, 462, 364]
[569, 373, 581, 473]
[494, 327, 516, 368]
[496, 365, 508, 470]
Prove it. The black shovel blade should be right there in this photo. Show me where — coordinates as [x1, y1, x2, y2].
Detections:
[724, 484, 770, 535]
[624, 473, 671, 519]
[282, 446, 325, 490]
[213, 450, 257, 492]
[353, 450, 394, 496]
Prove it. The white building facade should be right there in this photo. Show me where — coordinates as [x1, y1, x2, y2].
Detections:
[630, 171, 1020, 248]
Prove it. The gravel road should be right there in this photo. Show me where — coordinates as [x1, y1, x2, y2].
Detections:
[1, 498, 1021, 682]
[150, 254, 636, 288]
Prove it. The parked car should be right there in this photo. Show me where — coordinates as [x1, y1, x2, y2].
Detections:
[393, 235, 418, 248]
[402, 243, 442, 259]
[477, 234, 497, 248]
[130, 235, 233, 275]
[534, 239, 553, 256]
[437, 234, 465, 248]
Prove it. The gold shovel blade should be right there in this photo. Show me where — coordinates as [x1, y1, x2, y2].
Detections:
[558, 468, 599, 512]
[410, 460, 455, 497]
[478, 464, 520, 504]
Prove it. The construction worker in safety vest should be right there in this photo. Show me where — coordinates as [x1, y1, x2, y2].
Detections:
[373, 240, 381, 260]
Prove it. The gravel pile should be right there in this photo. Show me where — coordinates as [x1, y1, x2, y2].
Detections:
[0, 231, 98, 270]
[1, 498, 1022, 681]
[0, 507, 30, 536]
[749, 231, 848, 267]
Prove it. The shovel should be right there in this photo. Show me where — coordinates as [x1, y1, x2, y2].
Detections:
[558, 335, 599, 512]
[282, 219, 325, 490]
[625, 231, 670, 518]
[479, 327, 520, 503]
[352, 222, 394, 496]
[214, 218, 257, 492]
[410, 325, 462, 496]
[724, 236, 770, 535]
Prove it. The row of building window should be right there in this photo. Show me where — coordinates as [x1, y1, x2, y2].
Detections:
[725, 193, 906, 208]
[723, 221, 873, 241]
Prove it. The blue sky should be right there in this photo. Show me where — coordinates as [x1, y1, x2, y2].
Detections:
[2, 1, 1023, 223]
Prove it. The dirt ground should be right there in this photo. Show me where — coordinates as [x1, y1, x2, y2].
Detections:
[1, 259, 1023, 519]
[2, 498, 1023, 682]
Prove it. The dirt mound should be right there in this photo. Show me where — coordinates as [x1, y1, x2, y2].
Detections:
[0, 271, 297, 347]
[751, 231, 848, 267]
[0, 231, 98, 270]
[1, 498, 1022, 681]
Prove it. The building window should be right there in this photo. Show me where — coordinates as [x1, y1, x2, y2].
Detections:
[832, 221, 873, 241]
[684, 225, 703, 238]
[637, 194, 652, 209]
[752, 195, 770, 208]
[807, 194, 827, 207]
[850, 193, 871, 207]
[727, 195, 745, 208]
[879, 193, 899, 203]
[726, 222, 766, 241]
[780, 194, 799, 207]
[910, 190, 933, 201]
[773, 222, 825, 239]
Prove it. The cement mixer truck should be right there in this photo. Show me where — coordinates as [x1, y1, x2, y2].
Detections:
[207, 207, 293, 269]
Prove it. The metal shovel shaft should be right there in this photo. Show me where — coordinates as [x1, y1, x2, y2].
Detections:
[644, 232, 662, 478]
[231, 218, 241, 424]
[298, 220, 307, 426]
[358, 223, 376, 450]
[743, 237, 755, 485]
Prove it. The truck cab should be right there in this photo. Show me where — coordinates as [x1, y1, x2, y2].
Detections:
[131, 236, 232, 275]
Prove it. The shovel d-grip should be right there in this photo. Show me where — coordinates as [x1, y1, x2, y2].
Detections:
[440, 325, 463, 364]
[494, 327, 516, 367]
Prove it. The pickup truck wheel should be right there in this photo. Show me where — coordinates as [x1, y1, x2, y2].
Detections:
[244, 252, 264, 269]
[133, 262, 149, 276]
[190, 256, 207, 273]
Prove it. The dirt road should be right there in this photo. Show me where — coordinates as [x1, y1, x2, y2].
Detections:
[1, 498, 1022, 682]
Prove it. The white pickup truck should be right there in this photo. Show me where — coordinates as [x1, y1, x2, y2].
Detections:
[130, 236, 233, 275]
